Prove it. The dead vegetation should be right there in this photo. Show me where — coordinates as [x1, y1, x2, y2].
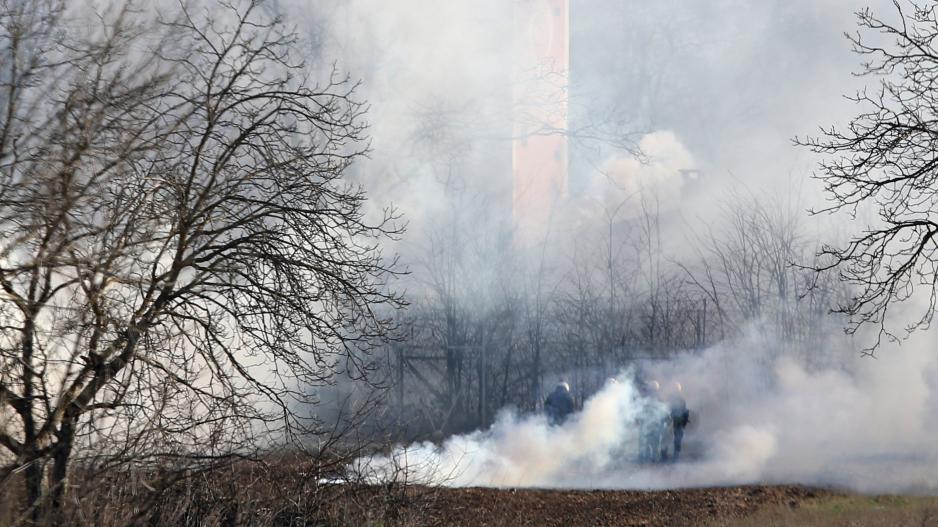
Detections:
[6, 451, 936, 527]
[0, 455, 433, 526]
[0, 460, 835, 527]
[723, 494, 938, 527]
[1, 464, 837, 527]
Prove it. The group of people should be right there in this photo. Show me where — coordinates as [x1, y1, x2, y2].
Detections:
[637, 379, 689, 463]
[542, 376, 691, 463]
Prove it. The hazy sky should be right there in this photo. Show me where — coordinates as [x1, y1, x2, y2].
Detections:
[283, 1, 891, 216]
[300, 1, 938, 492]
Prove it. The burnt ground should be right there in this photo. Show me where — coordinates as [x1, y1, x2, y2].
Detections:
[390, 485, 833, 526]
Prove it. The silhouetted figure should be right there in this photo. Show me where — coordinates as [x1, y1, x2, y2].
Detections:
[669, 382, 690, 462]
[639, 380, 667, 462]
[544, 382, 575, 426]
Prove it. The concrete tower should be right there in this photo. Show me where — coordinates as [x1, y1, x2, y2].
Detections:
[512, 0, 569, 246]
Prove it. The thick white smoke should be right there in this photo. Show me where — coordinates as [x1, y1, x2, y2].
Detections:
[587, 131, 693, 216]
[356, 375, 658, 487]
[356, 321, 938, 493]
[289, 0, 938, 494]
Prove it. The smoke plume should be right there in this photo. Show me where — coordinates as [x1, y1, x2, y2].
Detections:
[357, 322, 938, 493]
[290, 0, 938, 495]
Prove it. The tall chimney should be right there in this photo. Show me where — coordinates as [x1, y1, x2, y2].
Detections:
[512, 0, 569, 247]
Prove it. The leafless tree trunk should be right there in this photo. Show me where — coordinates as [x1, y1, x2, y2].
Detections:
[0, 0, 402, 521]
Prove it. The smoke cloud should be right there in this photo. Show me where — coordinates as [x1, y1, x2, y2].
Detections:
[357, 321, 938, 493]
[585, 131, 693, 216]
[284, 0, 938, 495]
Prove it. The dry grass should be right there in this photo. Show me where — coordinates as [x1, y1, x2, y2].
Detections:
[0, 454, 438, 527]
[719, 495, 938, 527]
[5, 459, 936, 527]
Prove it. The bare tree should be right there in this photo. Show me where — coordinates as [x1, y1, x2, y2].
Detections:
[680, 194, 847, 363]
[797, 1, 938, 350]
[0, 0, 401, 520]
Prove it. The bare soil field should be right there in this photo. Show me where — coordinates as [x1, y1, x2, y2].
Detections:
[380, 485, 832, 526]
[354, 484, 938, 526]
[8, 459, 934, 526]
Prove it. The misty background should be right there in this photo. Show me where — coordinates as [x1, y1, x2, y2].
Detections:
[287, 0, 869, 216]
[268, 0, 938, 492]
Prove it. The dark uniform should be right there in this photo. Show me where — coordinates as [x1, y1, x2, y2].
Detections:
[669, 394, 690, 461]
[544, 384, 575, 426]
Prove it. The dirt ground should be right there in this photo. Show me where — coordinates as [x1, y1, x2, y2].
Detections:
[395, 485, 832, 526]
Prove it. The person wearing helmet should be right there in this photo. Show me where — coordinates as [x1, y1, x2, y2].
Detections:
[544, 381, 575, 426]
[669, 382, 690, 461]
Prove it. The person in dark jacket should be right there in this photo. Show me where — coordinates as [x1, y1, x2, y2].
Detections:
[669, 382, 690, 461]
[544, 382, 575, 426]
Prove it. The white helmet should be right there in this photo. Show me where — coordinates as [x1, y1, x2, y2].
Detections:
[557, 382, 570, 392]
